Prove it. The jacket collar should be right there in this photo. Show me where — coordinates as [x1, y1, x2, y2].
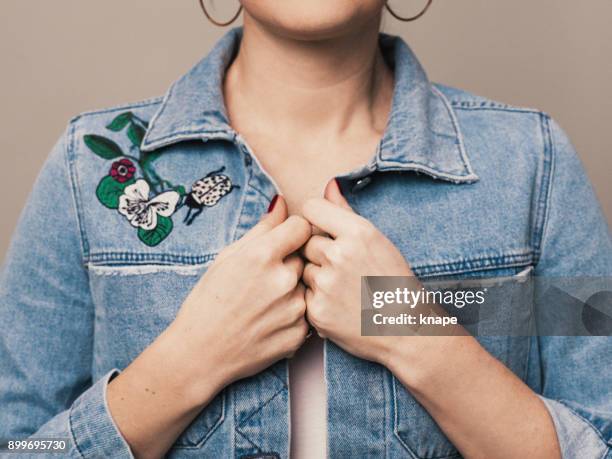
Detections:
[142, 28, 478, 184]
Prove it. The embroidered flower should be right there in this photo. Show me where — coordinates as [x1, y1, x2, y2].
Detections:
[110, 158, 136, 183]
[118, 179, 180, 230]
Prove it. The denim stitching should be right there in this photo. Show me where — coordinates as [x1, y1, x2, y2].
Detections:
[68, 398, 86, 459]
[230, 146, 256, 245]
[532, 114, 555, 265]
[236, 430, 262, 453]
[70, 97, 163, 124]
[413, 252, 534, 277]
[142, 130, 235, 152]
[173, 392, 226, 449]
[557, 399, 609, 446]
[235, 384, 287, 454]
[534, 115, 557, 268]
[448, 99, 544, 115]
[88, 252, 217, 266]
[431, 85, 475, 177]
[392, 376, 460, 459]
[375, 162, 477, 183]
[66, 119, 90, 262]
[141, 80, 176, 145]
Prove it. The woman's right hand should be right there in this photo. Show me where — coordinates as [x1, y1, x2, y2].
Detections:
[107, 195, 311, 458]
[169, 194, 312, 393]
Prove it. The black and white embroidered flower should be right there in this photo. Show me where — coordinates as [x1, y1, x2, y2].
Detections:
[118, 179, 180, 230]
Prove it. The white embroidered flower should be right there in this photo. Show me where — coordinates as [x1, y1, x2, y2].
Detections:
[118, 179, 179, 231]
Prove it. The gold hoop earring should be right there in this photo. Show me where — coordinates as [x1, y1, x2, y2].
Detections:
[385, 0, 433, 22]
[199, 0, 243, 27]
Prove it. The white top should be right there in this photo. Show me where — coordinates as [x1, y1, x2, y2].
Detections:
[289, 334, 327, 458]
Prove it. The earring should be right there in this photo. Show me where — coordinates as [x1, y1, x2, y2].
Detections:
[385, 0, 433, 22]
[199, 0, 243, 27]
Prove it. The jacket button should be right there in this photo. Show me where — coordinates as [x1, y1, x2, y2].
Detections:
[351, 176, 372, 193]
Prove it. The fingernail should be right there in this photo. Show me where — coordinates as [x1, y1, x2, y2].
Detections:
[267, 194, 279, 213]
[334, 178, 344, 197]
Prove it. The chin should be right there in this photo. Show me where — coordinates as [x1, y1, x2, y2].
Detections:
[241, 0, 384, 41]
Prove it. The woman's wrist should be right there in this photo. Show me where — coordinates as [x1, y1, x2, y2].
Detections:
[382, 335, 480, 392]
[160, 321, 230, 408]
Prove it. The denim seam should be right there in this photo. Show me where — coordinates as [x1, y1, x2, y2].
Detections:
[449, 102, 545, 116]
[141, 76, 177, 145]
[236, 430, 261, 453]
[532, 114, 555, 265]
[87, 253, 217, 267]
[173, 391, 226, 449]
[430, 85, 475, 177]
[66, 119, 90, 263]
[235, 385, 287, 454]
[557, 400, 610, 446]
[414, 252, 534, 277]
[68, 402, 86, 459]
[70, 97, 163, 124]
[391, 376, 460, 459]
[375, 162, 478, 183]
[230, 150, 256, 244]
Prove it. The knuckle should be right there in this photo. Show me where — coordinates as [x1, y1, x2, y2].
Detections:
[316, 271, 337, 292]
[278, 267, 298, 291]
[301, 198, 318, 218]
[353, 220, 376, 240]
[326, 243, 348, 265]
[294, 298, 307, 317]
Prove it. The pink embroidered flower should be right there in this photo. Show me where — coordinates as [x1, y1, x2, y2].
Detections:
[110, 158, 136, 183]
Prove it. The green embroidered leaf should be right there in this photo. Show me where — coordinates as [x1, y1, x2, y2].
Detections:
[175, 185, 186, 196]
[141, 150, 163, 166]
[96, 175, 134, 209]
[106, 112, 133, 131]
[127, 122, 146, 148]
[84, 135, 124, 159]
[138, 216, 173, 247]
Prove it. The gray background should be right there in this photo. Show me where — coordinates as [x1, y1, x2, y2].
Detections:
[1, 1, 610, 257]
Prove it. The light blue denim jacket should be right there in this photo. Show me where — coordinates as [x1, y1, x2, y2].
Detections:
[1, 28, 611, 459]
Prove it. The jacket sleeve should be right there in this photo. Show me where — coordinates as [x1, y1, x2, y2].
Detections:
[0, 127, 133, 458]
[531, 117, 612, 459]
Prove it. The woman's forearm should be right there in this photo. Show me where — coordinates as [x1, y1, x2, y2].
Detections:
[384, 335, 561, 459]
[106, 325, 227, 459]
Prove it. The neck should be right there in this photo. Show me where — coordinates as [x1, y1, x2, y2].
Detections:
[224, 14, 394, 140]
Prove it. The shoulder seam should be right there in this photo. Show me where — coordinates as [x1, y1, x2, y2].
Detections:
[64, 118, 90, 263]
[532, 113, 555, 266]
[69, 96, 163, 124]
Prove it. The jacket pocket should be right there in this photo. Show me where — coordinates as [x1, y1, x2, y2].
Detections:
[88, 261, 227, 449]
[392, 266, 533, 458]
[173, 392, 226, 449]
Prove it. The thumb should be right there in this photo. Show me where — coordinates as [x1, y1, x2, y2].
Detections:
[324, 178, 353, 211]
[219, 195, 288, 259]
[241, 194, 288, 242]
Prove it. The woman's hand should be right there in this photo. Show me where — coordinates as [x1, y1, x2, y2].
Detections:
[170, 194, 311, 393]
[108, 195, 311, 458]
[301, 179, 414, 365]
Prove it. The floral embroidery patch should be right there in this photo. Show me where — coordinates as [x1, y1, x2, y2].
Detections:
[83, 111, 238, 247]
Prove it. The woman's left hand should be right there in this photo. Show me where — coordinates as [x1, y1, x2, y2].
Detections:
[301, 178, 414, 365]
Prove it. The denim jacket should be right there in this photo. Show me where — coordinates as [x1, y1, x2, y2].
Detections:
[1, 28, 611, 459]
